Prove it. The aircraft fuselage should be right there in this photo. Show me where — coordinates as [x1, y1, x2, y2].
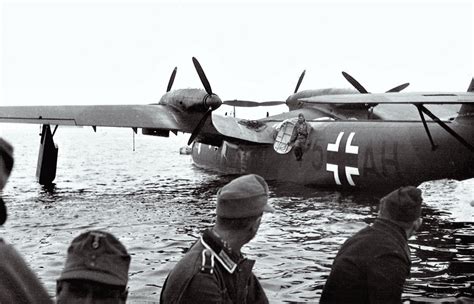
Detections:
[192, 120, 474, 190]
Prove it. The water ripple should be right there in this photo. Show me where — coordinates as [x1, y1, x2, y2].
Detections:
[0, 126, 472, 302]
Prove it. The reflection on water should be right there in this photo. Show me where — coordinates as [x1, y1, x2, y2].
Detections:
[0, 126, 472, 303]
[407, 180, 474, 301]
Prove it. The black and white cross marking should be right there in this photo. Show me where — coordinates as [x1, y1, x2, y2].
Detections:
[326, 132, 360, 186]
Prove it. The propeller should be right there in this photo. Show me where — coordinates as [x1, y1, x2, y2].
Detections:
[222, 100, 285, 107]
[187, 57, 222, 145]
[342, 71, 410, 94]
[342, 71, 369, 94]
[386, 82, 410, 93]
[294, 70, 306, 93]
[166, 67, 177, 92]
[192, 57, 213, 95]
[341, 72, 410, 114]
[221, 70, 306, 107]
[188, 109, 212, 145]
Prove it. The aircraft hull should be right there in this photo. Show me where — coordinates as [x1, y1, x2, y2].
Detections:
[192, 121, 474, 190]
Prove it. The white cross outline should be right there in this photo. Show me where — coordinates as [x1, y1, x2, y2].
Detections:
[345, 166, 359, 186]
[326, 163, 341, 185]
[345, 132, 358, 154]
[326, 132, 360, 186]
[327, 132, 344, 152]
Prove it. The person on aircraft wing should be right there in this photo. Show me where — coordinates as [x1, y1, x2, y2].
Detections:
[160, 174, 274, 304]
[320, 186, 424, 304]
[289, 113, 311, 161]
[0, 138, 53, 304]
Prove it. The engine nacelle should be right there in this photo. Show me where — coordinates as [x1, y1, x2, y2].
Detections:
[158, 89, 221, 113]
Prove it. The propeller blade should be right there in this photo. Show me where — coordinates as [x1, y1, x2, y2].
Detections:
[166, 67, 177, 92]
[342, 71, 369, 94]
[386, 83, 410, 93]
[294, 70, 306, 93]
[192, 57, 212, 95]
[188, 109, 212, 145]
[260, 101, 286, 106]
[223, 100, 285, 107]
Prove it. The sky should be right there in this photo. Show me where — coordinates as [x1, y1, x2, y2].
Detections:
[1, 0, 473, 120]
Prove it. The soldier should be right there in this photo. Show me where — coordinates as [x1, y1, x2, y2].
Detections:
[289, 113, 311, 161]
[0, 138, 52, 303]
[320, 186, 424, 304]
[56, 230, 131, 304]
[160, 174, 274, 304]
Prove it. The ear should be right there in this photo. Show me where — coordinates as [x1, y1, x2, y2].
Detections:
[377, 201, 385, 218]
[251, 216, 262, 233]
[413, 218, 423, 232]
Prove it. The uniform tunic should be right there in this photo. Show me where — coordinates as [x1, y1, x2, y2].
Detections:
[160, 234, 268, 304]
[0, 239, 52, 304]
[320, 219, 411, 304]
[290, 121, 311, 160]
[290, 121, 310, 148]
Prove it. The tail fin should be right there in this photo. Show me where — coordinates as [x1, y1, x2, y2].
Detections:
[457, 78, 474, 122]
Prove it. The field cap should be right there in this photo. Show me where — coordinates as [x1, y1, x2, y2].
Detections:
[216, 174, 274, 219]
[59, 230, 131, 286]
[380, 186, 423, 222]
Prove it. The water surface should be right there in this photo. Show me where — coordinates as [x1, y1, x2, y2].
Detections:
[0, 125, 472, 303]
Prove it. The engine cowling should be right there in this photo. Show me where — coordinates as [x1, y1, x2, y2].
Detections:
[158, 89, 221, 113]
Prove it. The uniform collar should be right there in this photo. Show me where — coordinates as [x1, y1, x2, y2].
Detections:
[201, 229, 246, 274]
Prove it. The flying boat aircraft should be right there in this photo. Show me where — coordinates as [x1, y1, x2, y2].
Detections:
[0, 57, 473, 191]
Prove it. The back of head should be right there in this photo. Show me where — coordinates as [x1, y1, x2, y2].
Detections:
[216, 174, 274, 222]
[57, 230, 131, 302]
[0, 138, 14, 225]
[379, 186, 423, 225]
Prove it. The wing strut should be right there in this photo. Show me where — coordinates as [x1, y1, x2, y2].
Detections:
[416, 104, 474, 153]
[52, 125, 59, 137]
[416, 106, 437, 150]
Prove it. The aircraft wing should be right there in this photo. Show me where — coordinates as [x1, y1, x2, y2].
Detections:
[0, 104, 285, 145]
[300, 92, 474, 104]
[299, 92, 474, 152]
[0, 105, 185, 130]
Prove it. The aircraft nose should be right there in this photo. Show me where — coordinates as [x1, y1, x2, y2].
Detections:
[205, 94, 222, 111]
